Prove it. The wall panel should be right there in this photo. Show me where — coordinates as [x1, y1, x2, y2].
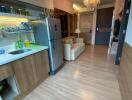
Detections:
[119, 43, 132, 100]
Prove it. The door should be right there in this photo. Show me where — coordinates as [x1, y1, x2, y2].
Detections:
[60, 15, 68, 38]
[53, 18, 62, 39]
[47, 18, 62, 40]
[50, 39, 63, 72]
[115, 0, 131, 65]
[95, 7, 114, 45]
[33, 20, 49, 46]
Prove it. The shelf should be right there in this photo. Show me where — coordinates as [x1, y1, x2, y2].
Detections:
[0, 12, 38, 20]
[6, 31, 33, 35]
[0, 77, 19, 100]
[1, 85, 18, 100]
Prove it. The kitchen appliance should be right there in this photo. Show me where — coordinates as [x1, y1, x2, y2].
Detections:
[32, 18, 63, 75]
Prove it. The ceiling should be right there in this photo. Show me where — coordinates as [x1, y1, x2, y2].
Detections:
[73, 0, 115, 8]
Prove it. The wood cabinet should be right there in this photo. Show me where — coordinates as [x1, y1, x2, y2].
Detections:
[34, 51, 49, 82]
[12, 55, 37, 94]
[0, 64, 14, 81]
[19, 0, 53, 9]
[12, 50, 49, 94]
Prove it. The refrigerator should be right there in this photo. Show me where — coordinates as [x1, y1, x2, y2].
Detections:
[32, 18, 63, 75]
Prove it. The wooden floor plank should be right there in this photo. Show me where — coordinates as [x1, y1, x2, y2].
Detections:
[23, 45, 121, 100]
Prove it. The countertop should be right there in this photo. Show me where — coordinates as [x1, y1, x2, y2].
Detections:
[0, 45, 48, 66]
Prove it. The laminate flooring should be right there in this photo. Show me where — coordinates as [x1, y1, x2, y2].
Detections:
[23, 45, 121, 100]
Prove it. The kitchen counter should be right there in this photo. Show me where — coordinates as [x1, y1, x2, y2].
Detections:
[0, 45, 48, 66]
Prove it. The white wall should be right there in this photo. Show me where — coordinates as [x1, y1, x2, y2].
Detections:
[80, 12, 93, 44]
[92, 8, 97, 45]
[53, 0, 73, 13]
[19, 0, 53, 9]
[125, 2, 132, 47]
[80, 13, 93, 28]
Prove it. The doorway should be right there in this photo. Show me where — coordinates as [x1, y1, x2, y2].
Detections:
[54, 8, 76, 38]
[95, 7, 114, 45]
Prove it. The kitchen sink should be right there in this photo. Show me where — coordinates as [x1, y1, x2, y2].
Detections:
[9, 49, 32, 55]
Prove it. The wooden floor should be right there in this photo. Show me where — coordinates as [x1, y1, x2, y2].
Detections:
[23, 45, 121, 100]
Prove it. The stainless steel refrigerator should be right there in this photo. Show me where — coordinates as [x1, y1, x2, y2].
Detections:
[32, 18, 63, 75]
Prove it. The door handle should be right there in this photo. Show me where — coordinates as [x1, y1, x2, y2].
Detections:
[51, 40, 54, 49]
[96, 27, 99, 31]
[49, 25, 54, 39]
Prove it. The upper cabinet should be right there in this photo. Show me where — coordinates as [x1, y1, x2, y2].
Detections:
[19, 0, 73, 14]
[19, 0, 54, 9]
[53, 0, 74, 13]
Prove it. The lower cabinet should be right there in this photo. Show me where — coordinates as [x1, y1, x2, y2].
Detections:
[0, 64, 14, 81]
[0, 64, 19, 100]
[12, 50, 49, 95]
[34, 51, 49, 82]
[12, 55, 37, 94]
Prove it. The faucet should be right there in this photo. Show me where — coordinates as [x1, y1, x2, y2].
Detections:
[2, 32, 7, 38]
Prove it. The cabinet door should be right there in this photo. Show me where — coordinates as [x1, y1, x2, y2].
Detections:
[0, 64, 14, 81]
[12, 55, 37, 94]
[34, 50, 49, 81]
[19, 0, 45, 8]
[41, 50, 49, 77]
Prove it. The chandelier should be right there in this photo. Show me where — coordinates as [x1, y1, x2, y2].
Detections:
[83, 0, 100, 8]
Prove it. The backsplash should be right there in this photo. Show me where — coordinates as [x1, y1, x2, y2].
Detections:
[0, 34, 18, 47]
[0, 20, 35, 48]
[0, 33, 35, 48]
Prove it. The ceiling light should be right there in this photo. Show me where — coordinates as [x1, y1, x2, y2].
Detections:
[73, 4, 80, 12]
[83, 0, 100, 9]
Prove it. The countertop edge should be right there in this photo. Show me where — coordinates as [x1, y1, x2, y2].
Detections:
[0, 46, 48, 66]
